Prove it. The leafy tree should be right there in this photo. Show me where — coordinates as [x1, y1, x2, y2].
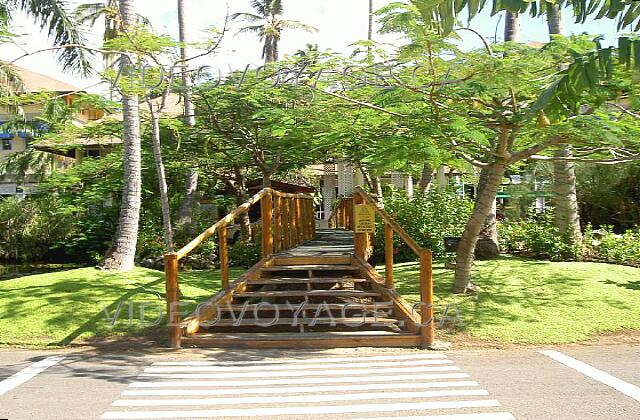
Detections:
[410, 0, 640, 36]
[231, 0, 317, 63]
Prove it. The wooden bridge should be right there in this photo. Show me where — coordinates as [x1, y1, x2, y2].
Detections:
[164, 187, 434, 349]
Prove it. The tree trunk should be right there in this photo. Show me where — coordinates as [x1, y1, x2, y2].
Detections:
[504, 11, 520, 42]
[148, 105, 174, 252]
[368, 0, 374, 42]
[103, 0, 141, 272]
[547, 5, 581, 243]
[233, 168, 251, 242]
[547, 4, 564, 38]
[474, 168, 500, 259]
[553, 146, 582, 242]
[262, 171, 272, 188]
[175, 0, 199, 228]
[419, 161, 434, 194]
[175, 169, 199, 229]
[436, 166, 447, 191]
[454, 162, 507, 293]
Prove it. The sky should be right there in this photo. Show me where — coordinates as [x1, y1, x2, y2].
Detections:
[0, 0, 625, 93]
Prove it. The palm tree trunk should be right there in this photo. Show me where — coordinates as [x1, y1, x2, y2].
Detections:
[419, 161, 434, 194]
[175, 0, 199, 228]
[149, 105, 174, 252]
[504, 11, 520, 42]
[547, 4, 564, 37]
[455, 162, 507, 293]
[553, 146, 582, 242]
[103, 0, 141, 271]
[368, 0, 374, 42]
[547, 5, 582, 243]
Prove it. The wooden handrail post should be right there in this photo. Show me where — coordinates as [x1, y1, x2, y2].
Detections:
[274, 194, 282, 253]
[311, 199, 316, 237]
[164, 252, 181, 349]
[295, 196, 303, 245]
[341, 201, 347, 229]
[419, 249, 434, 348]
[353, 193, 366, 259]
[301, 198, 308, 241]
[219, 226, 229, 289]
[384, 222, 394, 289]
[261, 190, 274, 257]
[285, 197, 293, 249]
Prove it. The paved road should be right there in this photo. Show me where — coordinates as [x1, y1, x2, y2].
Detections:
[0, 345, 638, 419]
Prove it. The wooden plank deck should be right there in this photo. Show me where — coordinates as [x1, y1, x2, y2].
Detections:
[278, 229, 355, 258]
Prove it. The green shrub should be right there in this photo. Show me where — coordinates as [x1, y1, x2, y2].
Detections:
[583, 225, 640, 267]
[499, 209, 582, 261]
[0, 196, 75, 262]
[372, 188, 474, 262]
[228, 241, 261, 268]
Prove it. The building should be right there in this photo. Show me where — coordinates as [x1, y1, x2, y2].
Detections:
[0, 66, 104, 197]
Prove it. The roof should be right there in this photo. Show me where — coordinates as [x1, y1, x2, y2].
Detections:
[247, 180, 316, 194]
[10, 66, 80, 93]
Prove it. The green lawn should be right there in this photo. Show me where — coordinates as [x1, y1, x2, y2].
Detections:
[383, 256, 640, 344]
[0, 266, 242, 348]
[1, 257, 639, 347]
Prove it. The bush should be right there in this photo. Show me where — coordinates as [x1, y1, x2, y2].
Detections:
[0, 196, 75, 262]
[372, 188, 474, 262]
[228, 241, 261, 268]
[499, 210, 582, 261]
[583, 225, 640, 267]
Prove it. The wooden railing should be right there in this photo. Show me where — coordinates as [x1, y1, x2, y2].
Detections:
[164, 188, 316, 348]
[328, 197, 354, 230]
[335, 187, 434, 348]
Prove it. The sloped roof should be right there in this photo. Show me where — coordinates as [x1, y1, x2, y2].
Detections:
[10, 66, 80, 93]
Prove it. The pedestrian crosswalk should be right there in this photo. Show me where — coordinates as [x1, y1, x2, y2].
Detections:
[101, 353, 515, 419]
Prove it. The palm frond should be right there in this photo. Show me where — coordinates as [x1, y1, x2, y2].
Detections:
[236, 24, 266, 38]
[249, 0, 269, 17]
[230, 12, 265, 23]
[278, 19, 318, 33]
[268, 0, 283, 16]
[16, 0, 93, 76]
[74, 2, 105, 26]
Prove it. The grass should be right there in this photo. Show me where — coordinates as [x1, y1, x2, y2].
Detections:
[382, 256, 640, 344]
[0, 266, 243, 348]
[1, 256, 639, 347]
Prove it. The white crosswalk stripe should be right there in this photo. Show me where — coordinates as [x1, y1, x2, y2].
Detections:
[102, 353, 515, 419]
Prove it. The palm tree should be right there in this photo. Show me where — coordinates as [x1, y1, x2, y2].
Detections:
[3, 0, 92, 75]
[174, 0, 199, 229]
[102, 0, 142, 272]
[546, 4, 582, 243]
[231, 0, 317, 63]
[73, 0, 149, 65]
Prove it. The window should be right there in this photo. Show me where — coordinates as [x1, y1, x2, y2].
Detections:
[2, 140, 11, 151]
[86, 149, 101, 158]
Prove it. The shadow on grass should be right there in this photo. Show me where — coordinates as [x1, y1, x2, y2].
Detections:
[384, 256, 640, 339]
[604, 279, 640, 291]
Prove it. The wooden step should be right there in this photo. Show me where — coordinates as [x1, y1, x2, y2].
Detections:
[249, 277, 367, 285]
[201, 317, 399, 327]
[215, 303, 395, 311]
[233, 290, 380, 298]
[274, 256, 351, 266]
[262, 265, 359, 272]
[182, 331, 422, 348]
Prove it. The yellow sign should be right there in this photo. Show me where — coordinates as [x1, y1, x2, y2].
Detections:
[354, 204, 376, 233]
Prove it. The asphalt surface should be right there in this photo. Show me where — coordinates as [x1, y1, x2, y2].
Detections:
[0, 345, 638, 419]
